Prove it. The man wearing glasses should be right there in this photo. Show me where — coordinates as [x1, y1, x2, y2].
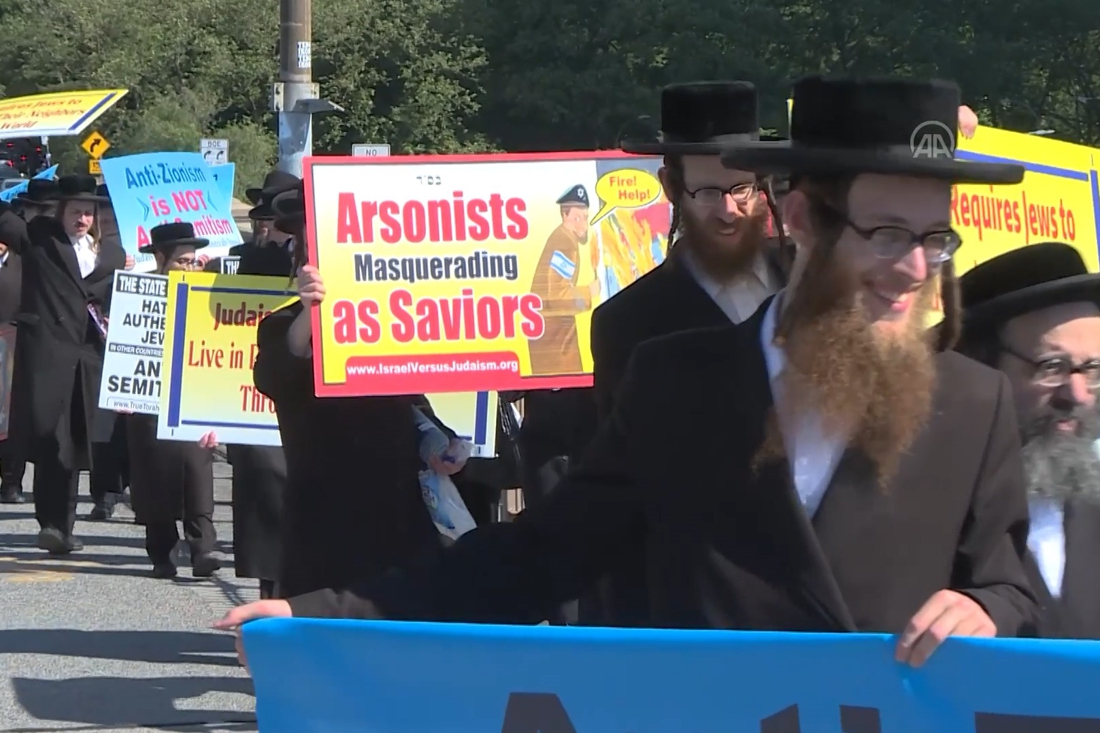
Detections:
[956, 242, 1100, 638]
[220, 77, 1039, 670]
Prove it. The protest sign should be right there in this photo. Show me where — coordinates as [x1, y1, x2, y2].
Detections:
[98, 271, 168, 414]
[99, 152, 243, 271]
[158, 271, 296, 445]
[220, 256, 241, 275]
[210, 162, 235, 208]
[156, 272, 497, 451]
[0, 89, 128, 139]
[0, 325, 15, 441]
[304, 151, 669, 396]
[0, 165, 58, 203]
[244, 620, 1100, 733]
[951, 127, 1099, 272]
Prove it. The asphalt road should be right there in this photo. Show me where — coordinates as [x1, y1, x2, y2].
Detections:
[0, 461, 259, 732]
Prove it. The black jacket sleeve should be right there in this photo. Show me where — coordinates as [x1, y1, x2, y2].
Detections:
[590, 304, 623, 423]
[954, 372, 1040, 637]
[286, 349, 654, 623]
[252, 302, 312, 403]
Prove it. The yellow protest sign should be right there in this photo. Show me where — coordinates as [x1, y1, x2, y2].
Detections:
[0, 89, 128, 140]
[157, 271, 298, 445]
[305, 152, 669, 397]
[81, 130, 110, 159]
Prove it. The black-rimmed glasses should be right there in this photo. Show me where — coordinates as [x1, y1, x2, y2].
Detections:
[1001, 342, 1100, 389]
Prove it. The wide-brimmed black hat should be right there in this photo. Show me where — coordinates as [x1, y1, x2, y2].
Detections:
[138, 221, 210, 255]
[246, 170, 300, 208]
[12, 178, 60, 206]
[621, 81, 783, 156]
[959, 242, 1100, 336]
[720, 76, 1024, 185]
[56, 174, 108, 203]
[271, 183, 305, 232]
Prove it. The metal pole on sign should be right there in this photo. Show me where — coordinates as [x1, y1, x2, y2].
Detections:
[276, 0, 312, 177]
[274, 0, 343, 177]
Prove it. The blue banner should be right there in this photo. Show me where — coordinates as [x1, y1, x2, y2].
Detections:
[99, 152, 242, 270]
[0, 164, 59, 202]
[209, 162, 235, 209]
[242, 620, 1100, 733]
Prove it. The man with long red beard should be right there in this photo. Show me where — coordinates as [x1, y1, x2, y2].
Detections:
[956, 243, 1100, 638]
[578, 81, 789, 627]
[217, 76, 1038, 667]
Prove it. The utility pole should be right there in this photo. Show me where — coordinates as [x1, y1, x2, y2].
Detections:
[274, 0, 314, 177]
[274, 0, 344, 177]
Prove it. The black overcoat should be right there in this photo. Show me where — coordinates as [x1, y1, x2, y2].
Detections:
[288, 303, 1039, 639]
[10, 217, 124, 469]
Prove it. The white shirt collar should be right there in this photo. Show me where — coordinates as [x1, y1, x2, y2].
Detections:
[682, 247, 772, 300]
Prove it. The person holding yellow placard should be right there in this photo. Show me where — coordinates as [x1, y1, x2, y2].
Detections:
[127, 222, 220, 579]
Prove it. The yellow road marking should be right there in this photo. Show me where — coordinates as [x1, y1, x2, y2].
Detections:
[0, 554, 112, 582]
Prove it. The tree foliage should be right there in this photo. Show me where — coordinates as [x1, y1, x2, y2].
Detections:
[0, 0, 1095, 192]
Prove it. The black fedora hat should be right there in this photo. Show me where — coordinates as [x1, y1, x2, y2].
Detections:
[721, 76, 1024, 185]
[622, 81, 783, 156]
[960, 243, 1100, 335]
[13, 178, 60, 206]
[271, 183, 305, 232]
[56, 174, 108, 203]
[138, 221, 210, 255]
[246, 170, 301, 207]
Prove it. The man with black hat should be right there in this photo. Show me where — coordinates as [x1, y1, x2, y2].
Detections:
[0, 205, 29, 504]
[234, 171, 299, 276]
[15, 175, 125, 554]
[578, 81, 791, 627]
[956, 242, 1100, 638]
[128, 222, 219, 578]
[200, 180, 302, 597]
[11, 178, 59, 221]
[220, 77, 1039, 665]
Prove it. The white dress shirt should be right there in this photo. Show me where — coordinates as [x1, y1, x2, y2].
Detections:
[759, 293, 848, 517]
[1027, 497, 1065, 597]
[682, 249, 775, 325]
[70, 234, 97, 279]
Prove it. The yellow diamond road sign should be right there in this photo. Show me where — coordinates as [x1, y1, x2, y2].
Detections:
[81, 130, 109, 159]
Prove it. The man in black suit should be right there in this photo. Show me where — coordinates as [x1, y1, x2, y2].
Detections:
[579, 81, 791, 626]
[956, 243, 1100, 638]
[236, 171, 298, 277]
[0, 205, 28, 503]
[219, 77, 1038, 667]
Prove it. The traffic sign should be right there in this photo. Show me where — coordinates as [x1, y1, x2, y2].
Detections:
[201, 138, 229, 166]
[351, 144, 390, 157]
[81, 131, 109, 159]
[88, 159, 101, 175]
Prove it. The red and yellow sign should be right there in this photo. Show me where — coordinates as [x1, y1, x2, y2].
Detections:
[304, 152, 670, 396]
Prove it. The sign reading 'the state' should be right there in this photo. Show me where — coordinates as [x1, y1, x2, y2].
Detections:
[99, 271, 168, 414]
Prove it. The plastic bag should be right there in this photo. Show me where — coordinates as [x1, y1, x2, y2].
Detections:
[412, 406, 476, 539]
[418, 469, 477, 540]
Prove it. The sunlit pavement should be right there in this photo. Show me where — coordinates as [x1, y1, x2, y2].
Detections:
[0, 461, 258, 732]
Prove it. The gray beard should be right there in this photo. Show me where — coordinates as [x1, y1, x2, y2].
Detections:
[1020, 408, 1100, 504]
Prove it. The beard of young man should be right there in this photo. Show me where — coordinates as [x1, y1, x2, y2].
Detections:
[759, 232, 938, 487]
[677, 194, 769, 280]
[1020, 403, 1100, 505]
